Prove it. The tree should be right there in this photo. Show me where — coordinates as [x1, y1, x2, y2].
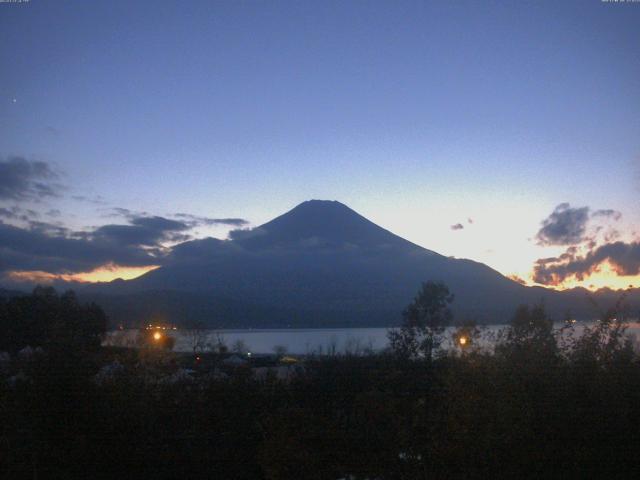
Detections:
[0, 286, 107, 353]
[232, 339, 249, 355]
[184, 320, 208, 355]
[569, 291, 634, 367]
[212, 332, 228, 354]
[273, 345, 288, 357]
[495, 303, 558, 366]
[388, 281, 454, 359]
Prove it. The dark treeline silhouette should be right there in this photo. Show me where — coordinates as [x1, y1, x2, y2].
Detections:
[1, 284, 640, 478]
[0, 286, 106, 353]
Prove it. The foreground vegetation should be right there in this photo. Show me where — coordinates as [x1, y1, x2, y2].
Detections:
[1, 285, 640, 479]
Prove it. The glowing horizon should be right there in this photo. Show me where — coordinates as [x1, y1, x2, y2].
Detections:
[7, 258, 640, 293]
[6, 264, 160, 285]
[526, 261, 640, 292]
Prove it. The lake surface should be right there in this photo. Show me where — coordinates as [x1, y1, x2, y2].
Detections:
[106, 323, 640, 354]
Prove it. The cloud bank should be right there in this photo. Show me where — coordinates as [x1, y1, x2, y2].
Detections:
[0, 212, 248, 278]
[173, 213, 249, 227]
[533, 241, 640, 286]
[536, 203, 590, 246]
[0, 221, 157, 274]
[0, 156, 62, 201]
[532, 203, 630, 286]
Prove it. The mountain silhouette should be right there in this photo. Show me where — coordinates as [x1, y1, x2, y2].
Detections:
[232, 200, 427, 252]
[82, 200, 618, 328]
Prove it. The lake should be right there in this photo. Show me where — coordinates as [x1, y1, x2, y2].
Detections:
[105, 322, 640, 355]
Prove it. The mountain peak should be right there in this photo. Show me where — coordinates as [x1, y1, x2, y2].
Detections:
[236, 199, 420, 251]
[284, 199, 356, 217]
[295, 199, 348, 208]
[286, 199, 358, 218]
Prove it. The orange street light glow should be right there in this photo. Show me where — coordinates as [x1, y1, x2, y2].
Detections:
[458, 336, 468, 346]
[153, 332, 162, 341]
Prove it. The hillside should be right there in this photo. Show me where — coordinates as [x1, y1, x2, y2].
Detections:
[75, 201, 637, 327]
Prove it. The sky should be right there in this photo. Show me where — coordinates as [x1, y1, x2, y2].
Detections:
[1, 0, 639, 289]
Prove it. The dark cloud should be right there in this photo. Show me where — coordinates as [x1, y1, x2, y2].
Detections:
[0, 211, 198, 274]
[0, 207, 18, 219]
[167, 237, 240, 264]
[450, 223, 464, 231]
[218, 218, 249, 226]
[228, 227, 267, 241]
[92, 216, 189, 247]
[72, 195, 107, 205]
[467, 218, 474, 224]
[0, 206, 41, 223]
[101, 207, 151, 220]
[0, 156, 62, 201]
[536, 203, 590, 246]
[0, 198, 251, 276]
[92, 225, 156, 246]
[27, 221, 70, 237]
[173, 213, 249, 227]
[533, 241, 640, 285]
[103, 210, 248, 236]
[0, 172, 254, 276]
[592, 209, 622, 221]
[131, 216, 188, 232]
[532, 204, 630, 284]
[536, 204, 622, 248]
[0, 221, 158, 274]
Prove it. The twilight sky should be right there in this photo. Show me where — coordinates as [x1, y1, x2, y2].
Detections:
[1, 0, 639, 289]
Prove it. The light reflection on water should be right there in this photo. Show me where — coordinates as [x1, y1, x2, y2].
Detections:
[105, 322, 640, 355]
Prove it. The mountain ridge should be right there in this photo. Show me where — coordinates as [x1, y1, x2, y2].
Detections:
[5, 200, 638, 327]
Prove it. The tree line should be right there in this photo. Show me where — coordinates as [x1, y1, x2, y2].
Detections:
[0, 283, 639, 478]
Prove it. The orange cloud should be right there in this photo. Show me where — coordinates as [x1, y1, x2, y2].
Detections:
[507, 274, 527, 285]
[537, 261, 640, 291]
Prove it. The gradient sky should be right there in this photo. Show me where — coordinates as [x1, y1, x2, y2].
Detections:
[1, 0, 639, 288]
